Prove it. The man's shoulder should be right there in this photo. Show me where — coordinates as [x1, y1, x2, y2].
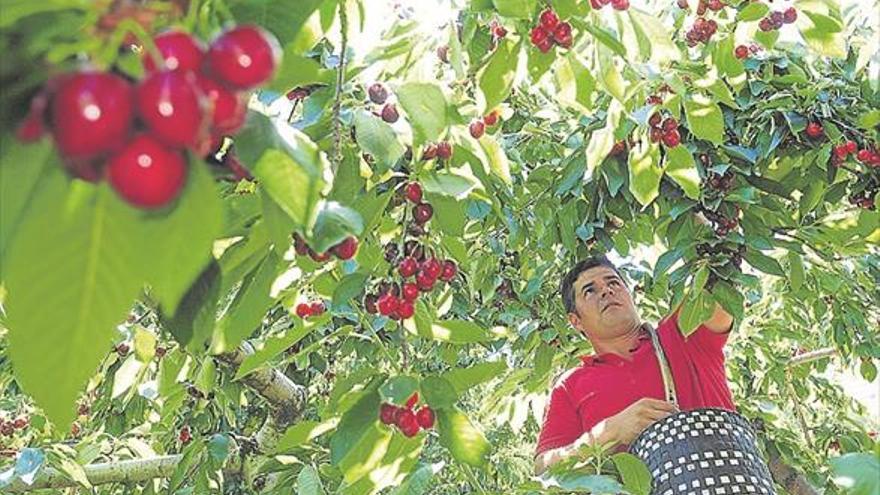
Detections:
[549, 359, 597, 392]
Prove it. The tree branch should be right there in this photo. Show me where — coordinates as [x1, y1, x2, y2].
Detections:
[4, 455, 181, 493]
[788, 347, 837, 367]
[330, 0, 349, 170]
[766, 442, 820, 495]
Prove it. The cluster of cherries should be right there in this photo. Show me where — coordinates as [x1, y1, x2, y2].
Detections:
[685, 17, 719, 46]
[17, 26, 279, 209]
[646, 84, 674, 106]
[379, 393, 435, 438]
[368, 82, 400, 124]
[489, 20, 508, 42]
[0, 417, 28, 438]
[295, 300, 326, 319]
[694, 0, 726, 14]
[703, 205, 741, 236]
[591, 0, 631, 11]
[294, 234, 359, 263]
[421, 141, 453, 162]
[759, 8, 797, 32]
[704, 168, 736, 193]
[648, 113, 681, 147]
[734, 44, 761, 59]
[529, 9, 574, 53]
[469, 109, 501, 139]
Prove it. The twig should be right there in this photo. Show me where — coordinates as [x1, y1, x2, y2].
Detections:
[331, 0, 349, 170]
[788, 347, 837, 367]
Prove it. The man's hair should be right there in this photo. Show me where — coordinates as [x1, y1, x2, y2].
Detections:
[560, 255, 624, 314]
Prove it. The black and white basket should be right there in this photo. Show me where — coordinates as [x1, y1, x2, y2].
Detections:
[627, 324, 777, 495]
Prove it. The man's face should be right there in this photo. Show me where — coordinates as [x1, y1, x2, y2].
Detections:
[568, 266, 639, 338]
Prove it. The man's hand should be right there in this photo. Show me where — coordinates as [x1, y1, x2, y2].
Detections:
[604, 398, 679, 446]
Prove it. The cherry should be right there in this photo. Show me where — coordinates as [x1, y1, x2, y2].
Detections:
[539, 9, 559, 30]
[331, 236, 358, 260]
[193, 73, 247, 134]
[396, 409, 420, 437]
[648, 112, 661, 127]
[380, 404, 398, 425]
[405, 392, 420, 409]
[377, 293, 400, 316]
[402, 282, 420, 301]
[416, 271, 436, 292]
[697, 0, 707, 15]
[156, 346, 167, 358]
[384, 243, 399, 262]
[662, 118, 678, 132]
[440, 260, 458, 281]
[845, 141, 857, 154]
[857, 149, 872, 162]
[116, 343, 130, 356]
[833, 144, 849, 159]
[492, 25, 508, 39]
[52, 72, 134, 160]
[12, 418, 27, 430]
[611, 0, 630, 10]
[735, 45, 749, 59]
[469, 120, 485, 139]
[436, 142, 452, 160]
[646, 95, 662, 105]
[364, 294, 378, 314]
[295, 303, 311, 318]
[436, 45, 450, 63]
[422, 144, 438, 160]
[179, 426, 192, 444]
[805, 122, 824, 138]
[368, 83, 387, 104]
[1, 423, 15, 437]
[649, 128, 663, 143]
[677, 0, 689, 8]
[399, 257, 419, 278]
[783, 7, 797, 23]
[381, 103, 399, 123]
[413, 203, 434, 224]
[397, 300, 415, 319]
[421, 258, 442, 280]
[530, 26, 550, 48]
[308, 249, 332, 262]
[662, 129, 681, 147]
[137, 70, 206, 149]
[416, 406, 435, 429]
[405, 182, 423, 203]
[310, 301, 325, 316]
[206, 25, 280, 90]
[16, 112, 45, 143]
[144, 31, 204, 73]
[552, 22, 573, 47]
[294, 234, 309, 255]
[404, 241, 425, 261]
[108, 134, 187, 209]
[707, 0, 724, 10]
[483, 110, 499, 126]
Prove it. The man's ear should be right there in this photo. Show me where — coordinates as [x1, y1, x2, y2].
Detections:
[567, 312, 581, 332]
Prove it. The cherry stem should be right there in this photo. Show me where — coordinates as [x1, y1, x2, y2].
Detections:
[331, 1, 349, 172]
[106, 18, 165, 71]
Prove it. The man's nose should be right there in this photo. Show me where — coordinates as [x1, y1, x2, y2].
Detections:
[601, 284, 615, 298]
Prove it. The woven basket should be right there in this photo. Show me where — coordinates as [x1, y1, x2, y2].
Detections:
[629, 408, 777, 495]
[627, 324, 777, 495]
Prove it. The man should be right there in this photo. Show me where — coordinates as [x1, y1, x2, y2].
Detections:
[534, 256, 735, 475]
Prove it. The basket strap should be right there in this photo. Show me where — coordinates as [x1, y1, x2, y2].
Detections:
[645, 322, 679, 406]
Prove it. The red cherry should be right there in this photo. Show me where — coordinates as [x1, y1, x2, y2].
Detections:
[206, 25, 280, 90]
[294, 234, 309, 255]
[51, 72, 133, 160]
[805, 122, 824, 138]
[833, 144, 849, 159]
[552, 22, 572, 45]
[295, 303, 311, 318]
[422, 144, 438, 160]
[536, 37, 554, 53]
[309, 249, 332, 262]
[469, 120, 485, 139]
[649, 112, 662, 127]
[707, 0, 724, 10]
[845, 141, 857, 154]
[108, 134, 186, 209]
[368, 83, 388, 104]
[416, 271, 435, 292]
[397, 300, 415, 319]
[662, 129, 681, 147]
[381, 103, 399, 123]
[783, 7, 797, 23]
[405, 392, 420, 409]
[735, 45, 749, 59]
[539, 9, 559, 30]
[590, 0, 604, 9]
[310, 301, 325, 316]
[436, 142, 452, 160]
[116, 343, 130, 356]
[416, 406, 435, 429]
[12, 418, 28, 430]
[857, 149, 872, 162]
[399, 257, 419, 278]
[436, 45, 450, 63]
[405, 182, 423, 203]
[144, 31, 204, 73]
[662, 118, 678, 132]
[611, 0, 630, 10]
[440, 260, 458, 281]
[179, 426, 192, 444]
[493, 25, 508, 38]
[758, 17, 773, 32]
[377, 293, 400, 316]
[396, 409, 420, 437]
[484, 110, 499, 126]
[650, 128, 663, 143]
[530, 26, 549, 46]
[402, 282, 420, 301]
[193, 73, 247, 134]
[331, 236, 358, 260]
[155, 346, 167, 358]
[380, 404, 398, 425]
[413, 203, 434, 224]
[16, 111, 45, 143]
[137, 71, 206, 149]
[421, 258, 442, 280]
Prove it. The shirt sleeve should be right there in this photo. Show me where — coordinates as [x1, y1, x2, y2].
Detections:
[535, 383, 582, 458]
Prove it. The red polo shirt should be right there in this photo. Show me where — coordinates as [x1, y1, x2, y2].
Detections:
[535, 311, 735, 457]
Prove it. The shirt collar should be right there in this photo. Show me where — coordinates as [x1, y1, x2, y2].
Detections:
[580, 327, 652, 366]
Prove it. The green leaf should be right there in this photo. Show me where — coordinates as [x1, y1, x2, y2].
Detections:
[268, 54, 331, 93]
[436, 408, 491, 468]
[664, 145, 700, 200]
[275, 418, 338, 453]
[555, 53, 596, 112]
[612, 453, 652, 495]
[788, 252, 804, 291]
[340, 429, 423, 494]
[380, 376, 420, 405]
[829, 453, 880, 495]
[684, 95, 724, 144]
[555, 474, 627, 493]
[214, 252, 281, 353]
[330, 376, 384, 465]
[397, 82, 448, 147]
[628, 141, 663, 206]
[236, 112, 326, 232]
[799, 23, 846, 58]
[389, 462, 441, 495]
[420, 376, 459, 410]
[297, 465, 326, 495]
[133, 326, 157, 363]
[421, 171, 477, 199]
[654, 248, 684, 279]
[5, 180, 146, 428]
[596, 44, 627, 102]
[628, 9, 679, 64]
[333, 272, 369, 306]
[714, 36, 745, 81]
[421, 319, 496, 344]
[492, 0, 537, 18]
[736, 2, 769, 21]
[353, 110, 405, 175]
[228, 0, 323, 45]
[582, 23, 627, 58]
[261, 188, 296, 252]
[711, 280, 743, 321]
[164, 260, 221, 352]
[235, 321, 317, 380]
[143, 159, 222, 315]
[479, 40, 519, 113]
[743, 249, 785, 277]
[430, 195, 468, 237]
[311, 201, 364, 253]
[479, 134, 513, 185]
[678, 289, 715, 335]
[440, 361, 508, 395]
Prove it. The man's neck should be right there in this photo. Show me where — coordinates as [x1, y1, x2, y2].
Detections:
[592, 321, 645, 360]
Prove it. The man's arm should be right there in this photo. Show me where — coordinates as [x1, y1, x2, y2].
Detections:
[534, 419, 617, 476]
[702, 302, 734, 334]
